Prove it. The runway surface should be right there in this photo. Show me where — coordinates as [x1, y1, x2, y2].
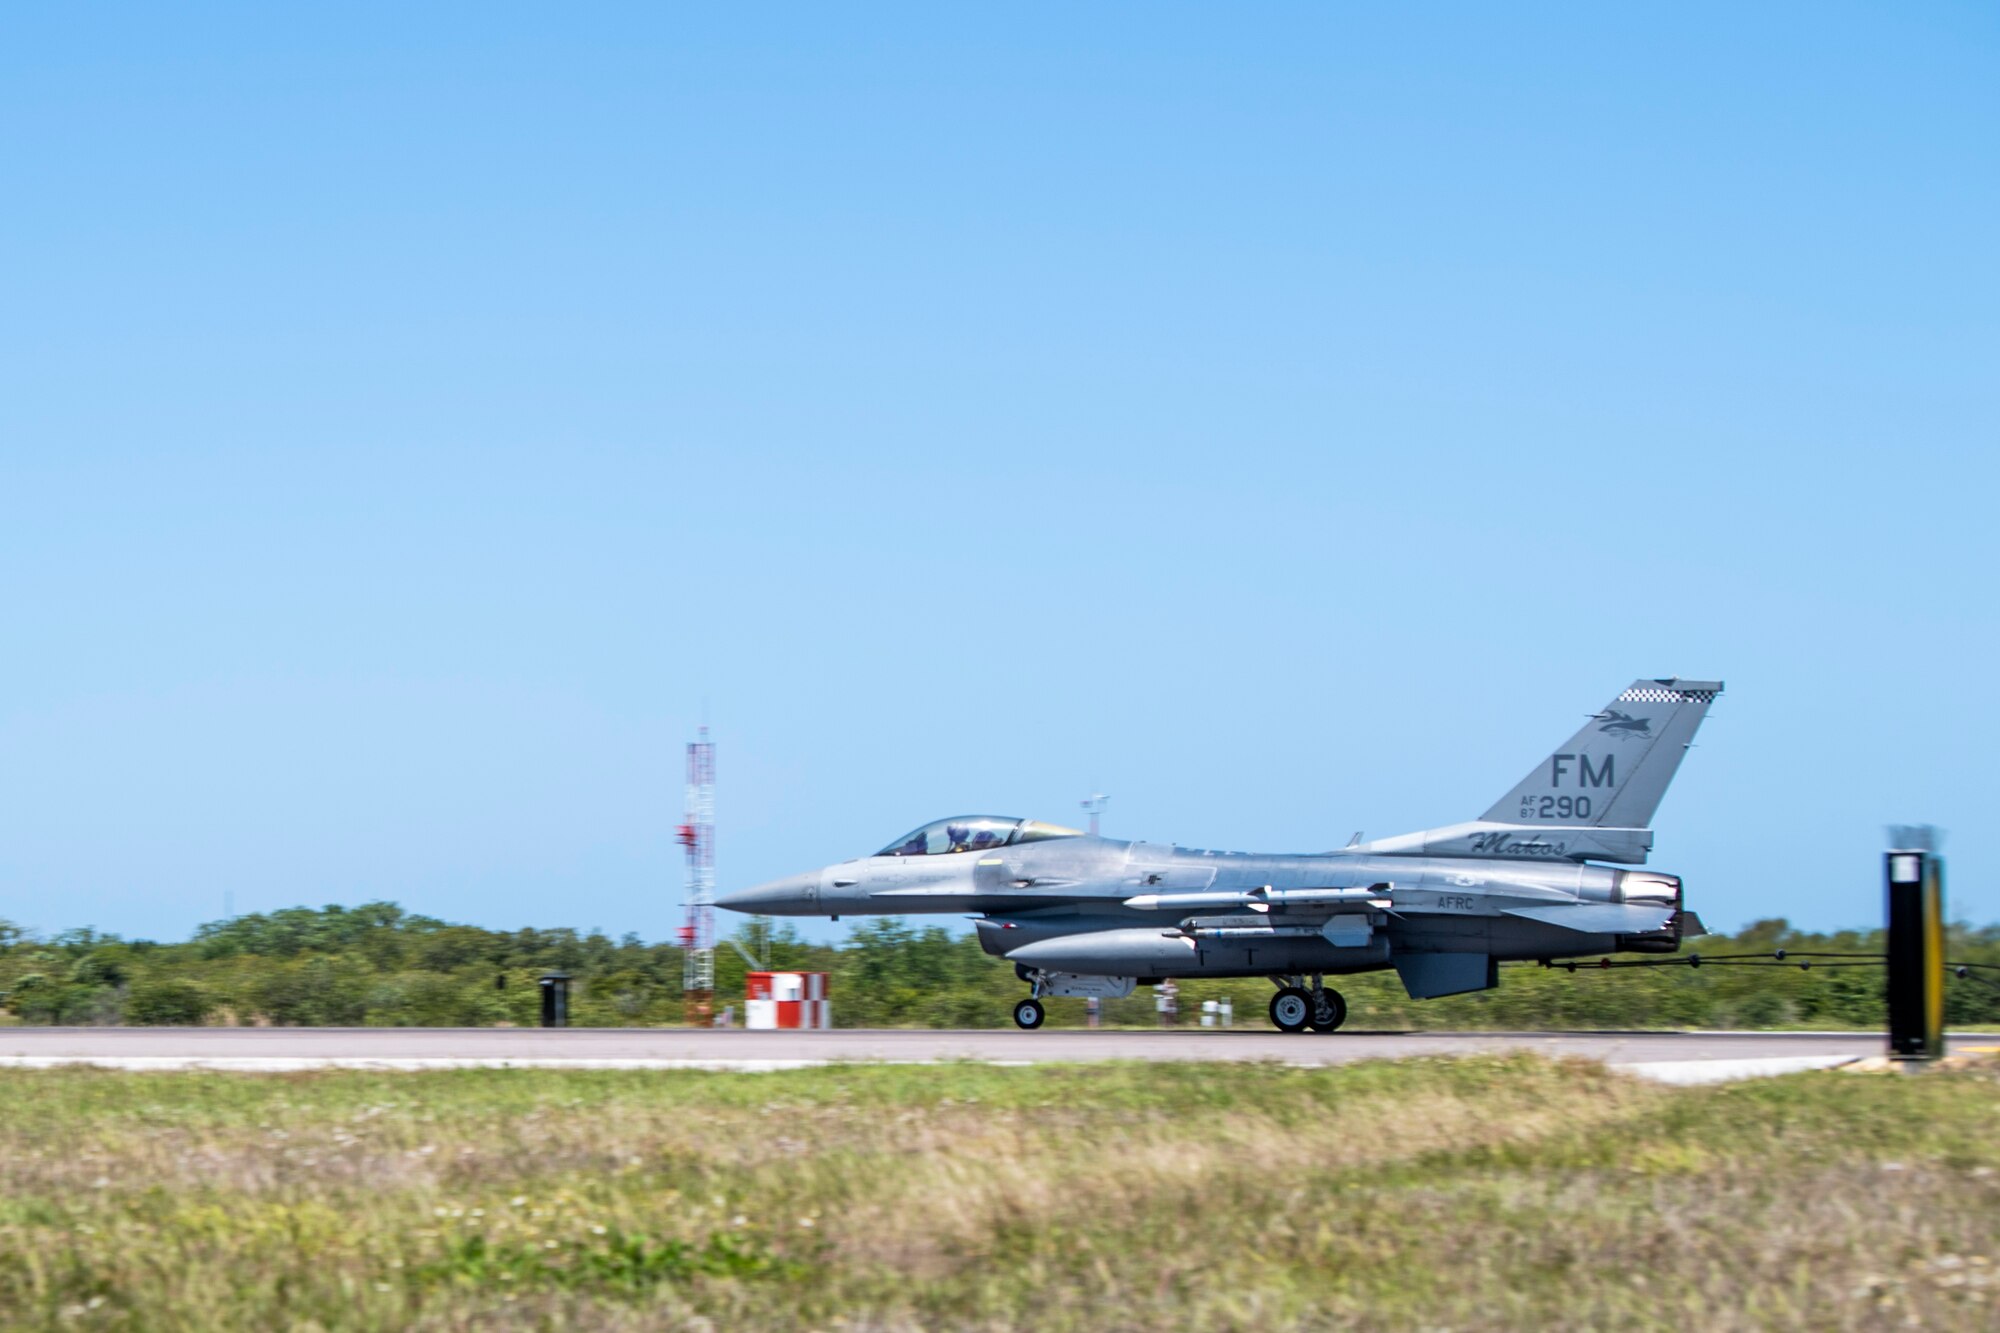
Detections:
[5, 1026, 1990, 1082]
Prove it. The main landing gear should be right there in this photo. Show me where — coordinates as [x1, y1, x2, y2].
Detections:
[1269, 974, 1346, 1033]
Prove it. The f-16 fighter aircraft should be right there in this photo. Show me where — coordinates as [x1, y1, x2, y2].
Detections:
[719, 678, 1721, 1032]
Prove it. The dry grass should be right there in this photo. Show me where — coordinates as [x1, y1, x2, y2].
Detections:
[1, 1057, 1997, 1330]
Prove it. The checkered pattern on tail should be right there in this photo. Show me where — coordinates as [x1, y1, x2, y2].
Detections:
[1619, 685, 1718, 705]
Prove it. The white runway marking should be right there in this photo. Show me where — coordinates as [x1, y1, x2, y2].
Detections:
[1615, 1054, 1860, 1084]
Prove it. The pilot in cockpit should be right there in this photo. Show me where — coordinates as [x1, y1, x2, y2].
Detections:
[878, 816, 1084, 858]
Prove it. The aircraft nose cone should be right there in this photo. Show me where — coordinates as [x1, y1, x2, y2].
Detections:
[717, 871, 819, 915]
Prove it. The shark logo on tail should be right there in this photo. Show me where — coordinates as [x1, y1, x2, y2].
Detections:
[1593, 709, 1653, 740]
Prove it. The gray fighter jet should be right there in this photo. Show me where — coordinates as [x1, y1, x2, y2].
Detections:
[720, 678, 1721, 1031]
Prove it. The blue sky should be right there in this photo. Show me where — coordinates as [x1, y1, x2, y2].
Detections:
[3, 3, 1995, 943]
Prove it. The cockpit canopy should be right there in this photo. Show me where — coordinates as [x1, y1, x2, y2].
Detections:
[876, 816, 1085, 858]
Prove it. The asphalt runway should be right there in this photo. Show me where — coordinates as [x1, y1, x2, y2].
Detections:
[4, 1026, 1990, 1082]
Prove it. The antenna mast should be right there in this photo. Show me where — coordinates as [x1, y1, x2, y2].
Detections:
[1081, 792, 1108, 837]
[677, 726, 716, 1024]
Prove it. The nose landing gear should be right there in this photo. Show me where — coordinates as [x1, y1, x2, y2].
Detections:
[1269, 974, 1346, 1033]
[1013, 969, 1049, 1029]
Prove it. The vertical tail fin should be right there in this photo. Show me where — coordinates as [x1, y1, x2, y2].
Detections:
[1480, 679, 1722, 829]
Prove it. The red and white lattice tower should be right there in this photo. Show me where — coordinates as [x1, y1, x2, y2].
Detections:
[676, 726, 716, 1020]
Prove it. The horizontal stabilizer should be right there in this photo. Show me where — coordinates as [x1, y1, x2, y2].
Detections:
[1503, 902, 1677, 934]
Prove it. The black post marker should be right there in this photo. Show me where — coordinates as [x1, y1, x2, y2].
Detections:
[539, 971, 572, 1029]
[1885, 827, 1945, 1061]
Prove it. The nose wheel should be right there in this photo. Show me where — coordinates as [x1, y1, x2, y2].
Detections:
[1012, 998, 1046, 1030]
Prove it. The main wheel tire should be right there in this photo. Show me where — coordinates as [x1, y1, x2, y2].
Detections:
[1013, 998, 1046, 1030]
[1269, 987, 1311, 1033]
[1307, 989, 1347, 1033]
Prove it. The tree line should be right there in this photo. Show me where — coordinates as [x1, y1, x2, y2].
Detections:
[3, 903, 1999, 1029]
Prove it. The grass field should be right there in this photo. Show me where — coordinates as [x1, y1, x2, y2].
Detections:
[2, 1059, 1997, 1331]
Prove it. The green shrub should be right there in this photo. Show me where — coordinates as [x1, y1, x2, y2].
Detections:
[125, 979, 214, 1026]
[3, 973, 116, 1024]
